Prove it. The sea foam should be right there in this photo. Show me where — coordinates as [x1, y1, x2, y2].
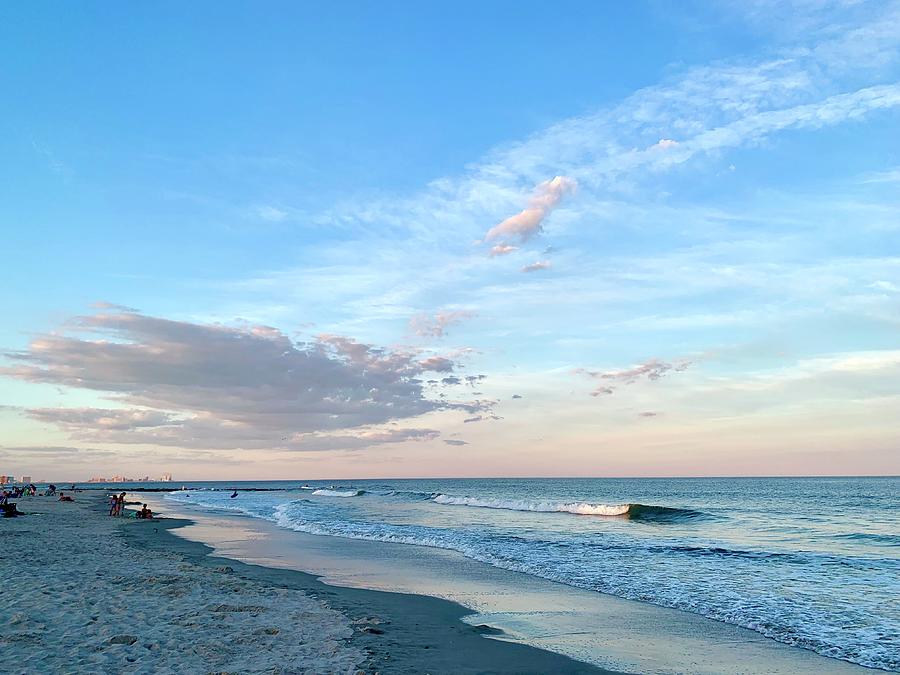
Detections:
[430, 494, 702, 520]
[312, 489, 363, 497]
[432, 494, 630, 515]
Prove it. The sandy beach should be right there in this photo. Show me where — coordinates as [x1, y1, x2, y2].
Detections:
[1, 494, 362, 674]
[1, 493, 606, 674]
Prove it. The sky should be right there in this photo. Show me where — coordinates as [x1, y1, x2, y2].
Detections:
[1, 0, 899, 480]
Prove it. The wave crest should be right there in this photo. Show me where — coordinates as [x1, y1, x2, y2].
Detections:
[312, 489, 363, 497]
[431, 495, 702, 520]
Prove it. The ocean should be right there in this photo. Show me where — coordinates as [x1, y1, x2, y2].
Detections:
[112, 476, 897, 670]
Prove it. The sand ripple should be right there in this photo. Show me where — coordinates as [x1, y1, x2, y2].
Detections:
[0, 497, 362, 674]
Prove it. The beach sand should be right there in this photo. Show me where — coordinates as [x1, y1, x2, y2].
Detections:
[1, 495, 362, 673]
[1, 494, 607, 674]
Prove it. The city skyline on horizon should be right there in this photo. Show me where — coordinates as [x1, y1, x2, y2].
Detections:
[2, 1, 899, 480]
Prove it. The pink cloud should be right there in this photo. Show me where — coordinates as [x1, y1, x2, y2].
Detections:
[409, 310, 475, 338]
[419, 356, 454, 372]
[577, 358, 691, 397]
[489, 244, 518, 257]
[484, 176, 576, 245]
[521, 261, 551, 273]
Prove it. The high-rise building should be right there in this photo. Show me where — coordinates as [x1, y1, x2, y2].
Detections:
[21, 476, 32, 484]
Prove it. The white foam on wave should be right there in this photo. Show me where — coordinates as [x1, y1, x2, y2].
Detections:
[432, 494, 631, 516]
[312, 489, 362, 498]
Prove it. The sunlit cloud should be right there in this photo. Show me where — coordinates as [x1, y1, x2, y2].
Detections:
[1, 308, 489, 451]
[577, 358, 692, 397]
[521, 261, 551, 273]
[484, 176, 576, 247]
[409, 310, 475, 338]
[489, 244, 518, 257]
[418, 356, 455, 372]
[285, 427, 440, 452]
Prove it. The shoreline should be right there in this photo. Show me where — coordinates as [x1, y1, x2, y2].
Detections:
[124, 501, 610, 674]
[145, 492, 878, 675]
[1, 492, 608, 674]
[6, 488, 885, 673]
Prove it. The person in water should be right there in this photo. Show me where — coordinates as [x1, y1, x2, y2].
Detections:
[138, 504, 152, 519]
[230, 490, 238, 498]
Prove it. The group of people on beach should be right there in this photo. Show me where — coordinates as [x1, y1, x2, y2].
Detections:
[1, 483, 62, 516]
[1, 483, 53, 504]
[108, 492, 153, 519]
[2, 484, 37, 500]
[0, 485, 156, 519]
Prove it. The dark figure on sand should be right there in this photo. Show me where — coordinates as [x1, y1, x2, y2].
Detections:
[1, 495, 20, 517]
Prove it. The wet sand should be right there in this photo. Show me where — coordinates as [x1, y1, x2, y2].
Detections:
[145, 494, 875, 675]
[1, 493, 607, 674]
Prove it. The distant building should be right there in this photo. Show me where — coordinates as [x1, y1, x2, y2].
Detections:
[21, 476, 32, 484]
[0, 475, 11, 485]
[160, 473, 173, 482]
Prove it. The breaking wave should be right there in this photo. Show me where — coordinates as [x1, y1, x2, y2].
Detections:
[431, 495, 703, 521]
[311, 488, 364, 498]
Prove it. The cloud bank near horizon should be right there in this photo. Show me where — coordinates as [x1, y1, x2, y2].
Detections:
[1, 308, 491, 452]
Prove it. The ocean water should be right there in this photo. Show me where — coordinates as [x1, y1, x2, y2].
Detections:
[147, 477, 898, 671]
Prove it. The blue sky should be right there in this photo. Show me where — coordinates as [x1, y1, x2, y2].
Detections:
[1, 1, 898, 479]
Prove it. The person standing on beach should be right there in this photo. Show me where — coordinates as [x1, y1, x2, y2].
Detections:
[117, 492, 126, 516]
[108, 493, 119, 516]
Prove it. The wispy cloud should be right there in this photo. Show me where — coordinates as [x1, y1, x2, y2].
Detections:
[654, 138, 679, 150]
[285, 427, 440, 452]
[0, 445, 117, 460]
[521, 261, 551, 273]
[254, 205, 289, 222]
[578, 358, 692, 397]
[409, 310, 475, 338]
[860, 167, 900, 184]
[489, 244, 518, 257]
[31, 140, 71, 178]
[225, 5, 900, 345]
